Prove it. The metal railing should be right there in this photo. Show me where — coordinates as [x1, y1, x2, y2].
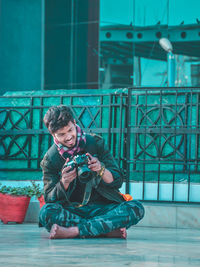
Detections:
[0, 92, 127, 179]
[1, 87, 200, 203]
[125, 87, 200, 203]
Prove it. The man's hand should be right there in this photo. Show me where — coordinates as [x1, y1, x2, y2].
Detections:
[86, 152, 114, 183]
[86, 153, 101, 173]
[61, 159, 77, 190]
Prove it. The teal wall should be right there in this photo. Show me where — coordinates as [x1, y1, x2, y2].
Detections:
[0, 0, 99, 93]
[0, 0, 44, 94]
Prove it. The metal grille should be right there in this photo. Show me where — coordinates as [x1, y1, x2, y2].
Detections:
[125, 88, 200, 203]
[0, 93, 127, 180]
[1, 88, 200, 203]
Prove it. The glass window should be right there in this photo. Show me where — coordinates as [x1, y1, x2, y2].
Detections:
[99, 0, 200, 88]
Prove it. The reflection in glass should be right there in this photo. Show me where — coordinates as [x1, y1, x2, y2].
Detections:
[99, 0, 200, 88]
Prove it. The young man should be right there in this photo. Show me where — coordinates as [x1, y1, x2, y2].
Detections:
[39, 105, 144, 239]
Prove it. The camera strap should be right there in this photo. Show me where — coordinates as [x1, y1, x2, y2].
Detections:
[81, 175, 101, 206]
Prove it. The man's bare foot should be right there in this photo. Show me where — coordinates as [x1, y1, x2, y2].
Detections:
[49, 224, 79, 239]
[105, 228, 127, 239]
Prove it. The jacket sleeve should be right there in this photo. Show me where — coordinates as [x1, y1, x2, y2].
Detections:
[95, 136, 124, 189]
[40, 152, 70, 203]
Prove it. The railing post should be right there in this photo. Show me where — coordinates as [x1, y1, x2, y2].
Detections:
[125, 88, 131, 194]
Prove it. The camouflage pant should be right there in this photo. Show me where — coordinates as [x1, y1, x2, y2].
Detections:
[39, 200, 144, 238]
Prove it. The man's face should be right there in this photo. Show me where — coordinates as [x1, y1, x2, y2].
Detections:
[53, 120, 77, 148]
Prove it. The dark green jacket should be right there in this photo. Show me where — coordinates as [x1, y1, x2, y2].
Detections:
[40, 134, 125, 206]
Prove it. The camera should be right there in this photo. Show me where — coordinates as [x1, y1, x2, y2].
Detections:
[64, 154, 92, 183]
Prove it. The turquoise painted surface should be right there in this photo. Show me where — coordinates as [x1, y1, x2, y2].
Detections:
[0, 89, 127, 181]
[128, 89, 200, 183]
[0, 0, 43, 93]
[1, 89, 200, 184]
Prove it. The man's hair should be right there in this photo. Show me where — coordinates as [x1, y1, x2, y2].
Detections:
[43, 105, 74, 133]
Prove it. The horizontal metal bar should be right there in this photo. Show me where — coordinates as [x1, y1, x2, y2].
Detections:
[0, 128, 128, 135]
[1, 128, 199, 136]
[139, 200, 200, 205]
[100, 26, 200, 42]
[127, 87, 200, 91]
[130, 158, 200, 163]
[129, 169, 200, 173]
[0, 169, 41, 171]
[130, 128, 200, 134]
[0, 129, 48, 135]
[0, 93, 123, 98]
[0, 104, 126, 110]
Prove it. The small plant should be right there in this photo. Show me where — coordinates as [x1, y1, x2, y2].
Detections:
[0, 183, 35, 198]
[31, 181, 44, 198]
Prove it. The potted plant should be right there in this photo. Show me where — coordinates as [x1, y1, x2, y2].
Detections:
[0, 183, 35, 224]
[31, 181, 45, 209]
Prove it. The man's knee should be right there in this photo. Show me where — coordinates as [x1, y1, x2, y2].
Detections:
[126, 200, 145, 221]
[39, 203, 61, 216]
[39, 203, 62, 228]
[134, 200, 145, 220]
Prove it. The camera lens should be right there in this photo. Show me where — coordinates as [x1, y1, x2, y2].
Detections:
[78, 166, 91, 183]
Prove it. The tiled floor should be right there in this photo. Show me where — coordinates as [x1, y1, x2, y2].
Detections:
[0, 223, 200, 266]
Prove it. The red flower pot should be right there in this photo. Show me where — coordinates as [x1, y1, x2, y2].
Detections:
[38, 195, 45, 209]
[0, 193, 30, 224]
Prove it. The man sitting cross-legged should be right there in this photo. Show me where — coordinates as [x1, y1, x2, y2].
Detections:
[39, 105, 144, 239]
